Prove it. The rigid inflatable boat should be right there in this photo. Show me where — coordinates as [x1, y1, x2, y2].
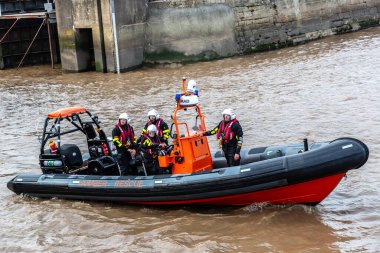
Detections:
[7, 78, 369, 206]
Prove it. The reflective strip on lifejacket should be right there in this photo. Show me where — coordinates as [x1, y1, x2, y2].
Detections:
[143, 139, 152, 146]
[142, 134, 160, 155]
[210, 127, 219, 135]
[162, 129, 170, 139]
[113, 136, 122, 147]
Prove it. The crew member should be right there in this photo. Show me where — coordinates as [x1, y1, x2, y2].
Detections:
[203, 109, 243, 167]
[140, 109, 170, 144]
[112, 113, 137, 175]
[139, 125, 166, 175]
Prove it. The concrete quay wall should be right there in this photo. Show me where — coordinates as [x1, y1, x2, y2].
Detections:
[146, 0, 380, 63]
[55, 0, 380, 72]
[55, 0, 146, 72]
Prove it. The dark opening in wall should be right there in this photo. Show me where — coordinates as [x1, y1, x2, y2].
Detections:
[75, 28, 95, 71]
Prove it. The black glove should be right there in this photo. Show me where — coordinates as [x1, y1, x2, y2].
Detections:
[120, 145, 129, 153]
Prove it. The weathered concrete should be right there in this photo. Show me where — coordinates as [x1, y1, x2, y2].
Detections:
[145, 4, 237, 63]
[55, 0, 97, 72]
[56, 0, 111, 72]
[55, 0, 146, 73]
[55, 0, 380, 72]
[231, 0, 380, 54]
[147, 0, 380, 62]
[114, 0, 146, 71]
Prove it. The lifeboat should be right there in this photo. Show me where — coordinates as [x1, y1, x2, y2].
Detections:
[7, 78, 369, 206]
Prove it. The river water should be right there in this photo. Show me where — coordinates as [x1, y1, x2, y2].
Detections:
[0, 27, 379, 252]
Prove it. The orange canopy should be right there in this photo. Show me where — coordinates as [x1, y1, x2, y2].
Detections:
[48, 107, 87, 119]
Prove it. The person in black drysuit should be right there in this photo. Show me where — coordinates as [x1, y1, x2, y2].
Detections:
[139, 124, 167, 175]
[203, 108, 243, 167]
[137, 109, 170, 145]
[112, 113, 137, 175]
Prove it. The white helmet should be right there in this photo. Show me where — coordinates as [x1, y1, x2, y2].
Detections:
[222, 108, 236, 120]
[187, 80, 197, 93]
[119, 113, 131, 123]
[147, 109, 160, 119]
[147, 124, 157, 133]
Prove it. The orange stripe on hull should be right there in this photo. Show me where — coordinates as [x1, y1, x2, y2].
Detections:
[129, 173, 346, 206]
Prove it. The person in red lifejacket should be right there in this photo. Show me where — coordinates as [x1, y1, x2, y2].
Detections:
[203, 108, 243, 167]
[138, 109, 170, 145]
[112, 113, 137, 175]
[139, 124, 166, 175]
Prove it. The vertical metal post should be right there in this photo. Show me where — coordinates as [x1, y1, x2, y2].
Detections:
[96, 0, 107, 72]
[110, 0, 120, 74]
[17, 19, 46, 69]
[0, 18, 19, 43]
[46, 13, 54, 69]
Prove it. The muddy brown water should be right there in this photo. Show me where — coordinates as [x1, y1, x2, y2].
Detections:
[0, 27, 379, 252]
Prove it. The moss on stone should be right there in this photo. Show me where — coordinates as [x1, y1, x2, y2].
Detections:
[59, 35, 76, 50]
[95, 61, 102, 72]
[144, 49, 224, 63]
[334, 24, 353, 35]
[334, 18, 379, 35]
[358, 18, 380, 29]
[243, 40, 294, 54]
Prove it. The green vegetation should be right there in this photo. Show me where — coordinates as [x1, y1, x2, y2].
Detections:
[95, 61, 102, 72]
[358, 18, 380, 29]
[243, 40, 295, 54]
[144, 49, 225, 63]
[58, 35, 76, 50]
[334, 24, 353, 35]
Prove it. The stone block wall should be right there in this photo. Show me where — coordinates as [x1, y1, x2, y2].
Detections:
[233, 0, 380, 54]
[56, 0, 380, 72]
[146, 0, 380, 62]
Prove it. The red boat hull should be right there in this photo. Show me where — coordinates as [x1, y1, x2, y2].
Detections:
[130, 173, 346, 206]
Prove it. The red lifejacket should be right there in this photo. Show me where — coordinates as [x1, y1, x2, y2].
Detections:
[216, 119, 238, 143]
[142, 133, 161, 155]
[148, 118, 164, 137]
[116, 123, 134, 146]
